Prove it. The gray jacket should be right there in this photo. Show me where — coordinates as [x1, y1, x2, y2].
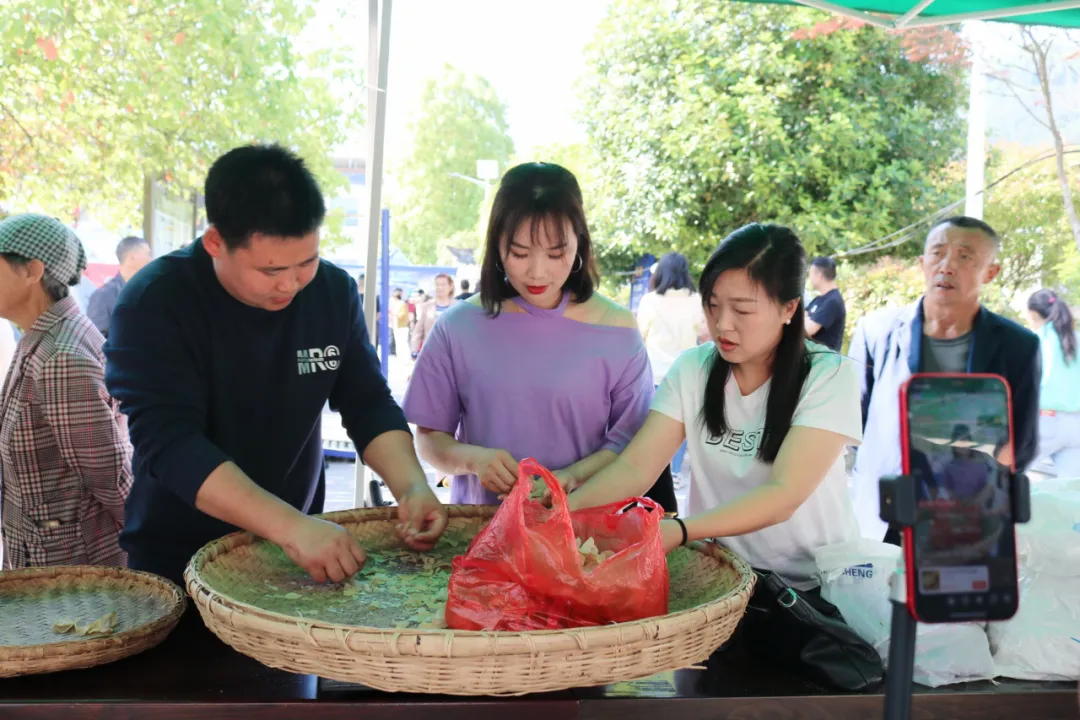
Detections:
[847, 298, 1040, 539]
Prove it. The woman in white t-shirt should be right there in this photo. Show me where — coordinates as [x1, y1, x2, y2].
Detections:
[570, 223, 862, 589]
[637, 252, 708, 381]
[636, 252, 708, 476]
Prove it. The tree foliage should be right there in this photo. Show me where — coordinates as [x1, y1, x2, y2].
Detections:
[984, 26, 1080, 255]
[984, 144, 1080, 302]
[391, 65, 514, 265]
[580, 0, 968, 272]
[0, 0, 362, 229]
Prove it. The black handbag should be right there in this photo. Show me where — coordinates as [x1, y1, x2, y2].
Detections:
[741, 569, 885, 691]
[644, 465, 678, 514]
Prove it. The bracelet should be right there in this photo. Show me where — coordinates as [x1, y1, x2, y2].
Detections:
[673, 517, 689, 547]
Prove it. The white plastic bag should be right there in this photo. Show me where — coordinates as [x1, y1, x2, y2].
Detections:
[813, 540, 996, 688]
[1016, 478, 1080, 577]
[988, 573, 1080, 681]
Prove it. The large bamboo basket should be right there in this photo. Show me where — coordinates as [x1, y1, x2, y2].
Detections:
[0, 565, 185, 677]
[185, 506, 755, 696]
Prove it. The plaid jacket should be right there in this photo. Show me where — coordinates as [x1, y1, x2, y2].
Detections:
[0, 297, 132, 569]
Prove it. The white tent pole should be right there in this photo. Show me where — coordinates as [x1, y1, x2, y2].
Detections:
[791, 0, 893, 28]
[356, 0, 393, 510]
[362, 0, 392, 341]
[965, 26, 987, 220]
[895, 0, 937, 28]
[904, 0, 1080, 27]
[794, 0, 1080, 29]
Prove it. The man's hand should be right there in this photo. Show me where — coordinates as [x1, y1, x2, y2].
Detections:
[396, 483, 448, 551]
[470, 447, 519, 496]
[280, 515, 367, 583]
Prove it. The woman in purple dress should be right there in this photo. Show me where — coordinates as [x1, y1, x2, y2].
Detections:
[402, 163, 660, 506]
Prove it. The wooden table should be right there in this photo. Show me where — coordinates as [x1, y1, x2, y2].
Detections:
[0, 608, 1074, 720]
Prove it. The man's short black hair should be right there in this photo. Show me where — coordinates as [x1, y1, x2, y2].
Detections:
[929, 216, 1000, 253]
[116, 235, 148, 263]
[810, 256, 837, 281]
[461, 279, 470, 292]
[204, 144, 326, 250]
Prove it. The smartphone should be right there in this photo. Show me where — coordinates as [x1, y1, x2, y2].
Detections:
[899, 373, 1019, 623]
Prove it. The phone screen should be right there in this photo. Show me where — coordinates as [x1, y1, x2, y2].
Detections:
[904, 375, 1019, 622]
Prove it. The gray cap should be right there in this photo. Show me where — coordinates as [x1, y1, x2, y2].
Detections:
[0, 213, 88, 286]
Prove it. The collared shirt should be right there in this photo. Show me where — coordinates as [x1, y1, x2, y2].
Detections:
[0, 297, 132, 569]
[86, 273, 126, 337]
[847, 299, 1040, 540]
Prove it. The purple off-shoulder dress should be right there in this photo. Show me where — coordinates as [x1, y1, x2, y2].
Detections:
[402, 292, 653, 504]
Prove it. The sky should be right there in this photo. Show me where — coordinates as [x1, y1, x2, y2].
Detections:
[324, 0, 610, 163]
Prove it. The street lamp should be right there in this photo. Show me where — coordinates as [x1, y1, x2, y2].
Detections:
[447, 159, 499, 189]
[447, 172, 490, 189]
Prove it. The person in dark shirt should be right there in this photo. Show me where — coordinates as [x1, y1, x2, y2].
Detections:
[455, 278, 474, 301]
[805, 256, 846, 351]
[105, 144, 447, 586]
[358, 273, 391, 354]
[86, 236, 152, 338]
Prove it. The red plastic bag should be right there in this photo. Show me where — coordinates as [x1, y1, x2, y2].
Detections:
[445, 458, 669, 631]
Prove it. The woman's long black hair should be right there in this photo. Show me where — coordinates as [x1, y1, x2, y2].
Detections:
[650, 252, 695, 295]
[1028, 289, 1076, 364]
[699, 223, 811, 464]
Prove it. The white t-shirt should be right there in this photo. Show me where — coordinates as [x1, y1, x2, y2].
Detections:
[636, 289, 706, 382]
[653, 341, 863, 588]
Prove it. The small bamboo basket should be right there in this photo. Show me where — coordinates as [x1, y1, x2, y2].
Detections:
[185, 506, 755, 696]
[0, 565, 185, 677]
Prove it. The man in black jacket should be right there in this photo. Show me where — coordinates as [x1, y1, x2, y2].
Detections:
[106, 144, 447, 585]
[849, 216, 1040, 541]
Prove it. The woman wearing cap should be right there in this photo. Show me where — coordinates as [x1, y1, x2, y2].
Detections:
[0, 214, 133, 569]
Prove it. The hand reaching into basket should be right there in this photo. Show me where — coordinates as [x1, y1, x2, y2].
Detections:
[395, 483, 448, 550]
[281, 516, 368, 583]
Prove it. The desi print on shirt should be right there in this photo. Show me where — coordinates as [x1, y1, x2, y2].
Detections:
[704, 428, 763, 456]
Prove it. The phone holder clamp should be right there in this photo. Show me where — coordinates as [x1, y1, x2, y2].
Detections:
[877, 472, 1030, 720]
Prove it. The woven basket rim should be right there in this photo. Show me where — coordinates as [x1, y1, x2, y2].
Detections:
[185, 505, 755, 651]
[0, 564, 186, 662]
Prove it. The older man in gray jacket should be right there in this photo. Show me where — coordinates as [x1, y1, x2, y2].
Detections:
[848, 217, 1040, 540]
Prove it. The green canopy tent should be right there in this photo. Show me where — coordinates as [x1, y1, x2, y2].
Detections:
[755, 0, 1080, 28]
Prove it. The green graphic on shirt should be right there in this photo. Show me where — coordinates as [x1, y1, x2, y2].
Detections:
[704, 428, 762, 455]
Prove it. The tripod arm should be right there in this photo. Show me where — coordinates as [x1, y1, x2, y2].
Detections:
[883, 558, 917, 720]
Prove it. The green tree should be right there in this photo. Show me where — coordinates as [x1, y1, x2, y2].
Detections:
[392, 65, 514, 264]
[984, 27, 1080, 255]
[580, 1, 968, 272]
[0, 0, 362, 230]
[984, 144, 1080, 302]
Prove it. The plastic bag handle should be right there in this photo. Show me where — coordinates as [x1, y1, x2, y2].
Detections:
[517, 458, 664, 518]
[613, 498, 664, 515]
[519, 457, 567, 508]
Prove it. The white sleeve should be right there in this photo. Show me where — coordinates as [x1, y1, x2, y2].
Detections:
[651, 348, 690, 425]
[636, 293, 656, 340]
[792, 352, 863, 445]
[692, 295, 707, 339]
